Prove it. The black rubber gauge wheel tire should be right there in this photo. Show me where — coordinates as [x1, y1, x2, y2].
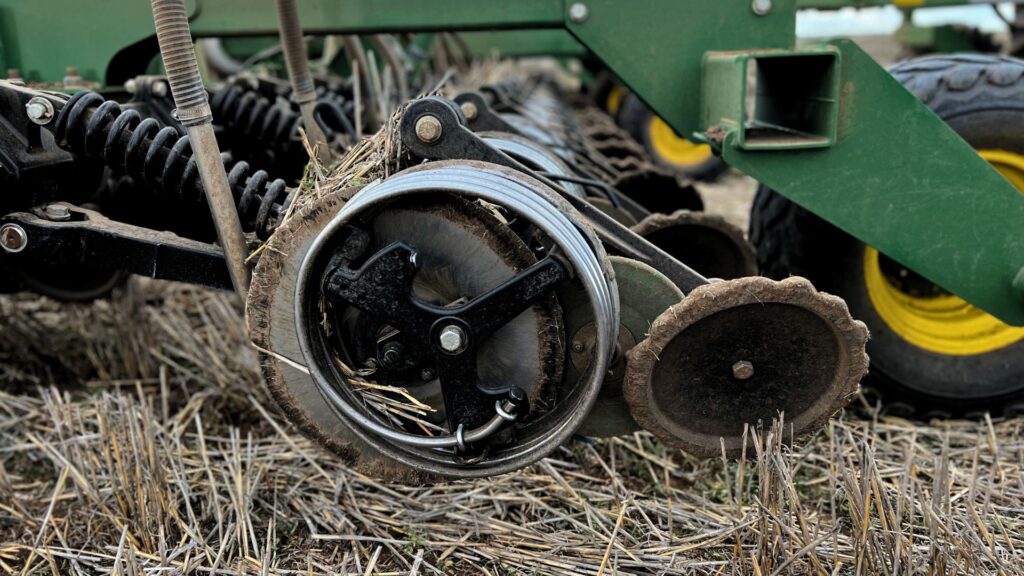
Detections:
[749, 54, 1024, 418]
[616, 93, 728, 182]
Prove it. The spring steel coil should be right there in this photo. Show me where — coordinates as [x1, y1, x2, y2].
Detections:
[53, 90, 291, 239]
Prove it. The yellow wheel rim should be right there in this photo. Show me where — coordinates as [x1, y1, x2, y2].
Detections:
[606, 85, 624, 115]
[648, 115, 713, 168]
[863, 149, 1024, 356]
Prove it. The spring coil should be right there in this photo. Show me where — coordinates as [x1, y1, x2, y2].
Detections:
[211, 82, 296, 149]
[53, 90, 291, 240]
[210, 82, 354, 181]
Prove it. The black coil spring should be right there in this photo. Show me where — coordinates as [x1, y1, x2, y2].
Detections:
[53, 90, 291, 240]
[210, 82, 355, 180]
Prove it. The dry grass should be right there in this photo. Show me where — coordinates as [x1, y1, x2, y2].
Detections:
[1, 281, 1023, 575]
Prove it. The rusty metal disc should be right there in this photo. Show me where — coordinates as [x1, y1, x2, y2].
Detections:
[563, 256, 684, 438]
[632, 210, 757, 280]
[623, 276, 869, 458]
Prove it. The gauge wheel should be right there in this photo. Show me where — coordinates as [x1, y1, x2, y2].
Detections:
[617, 93, 727, 182]
[749, 54, 1024, 418]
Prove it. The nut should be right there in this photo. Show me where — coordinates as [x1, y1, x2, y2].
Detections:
[732, 360, 755, 381]
[43, 204, 71, 221]
[460, 101, 478, 121]
[25, 97, 55, 125]
[414, 115, 443, 144]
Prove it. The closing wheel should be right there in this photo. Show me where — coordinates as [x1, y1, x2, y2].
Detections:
[632, 211, 757, 281]
[623, 276, 868, 458]
[749, 54, 1024, 417]
[250, 161, 618, 480]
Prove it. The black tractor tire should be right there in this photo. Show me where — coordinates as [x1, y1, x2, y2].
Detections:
[616, 93, 728, 182]
[749, 54, 1024, 418]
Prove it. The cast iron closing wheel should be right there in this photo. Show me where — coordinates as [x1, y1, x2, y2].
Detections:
[749, 54, 1024, 418]
[623, 276, 869, 458]
[631, 210, 757, 281]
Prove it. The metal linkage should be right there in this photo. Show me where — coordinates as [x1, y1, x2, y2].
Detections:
[398, 96, 709, 294]
[0, 204, 232, 290]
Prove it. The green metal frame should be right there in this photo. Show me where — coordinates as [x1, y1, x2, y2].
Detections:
[0, 0, 1022, 324]
[797, 0, 1020, 8]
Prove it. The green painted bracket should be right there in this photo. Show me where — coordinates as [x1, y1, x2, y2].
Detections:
[0, 0, 197, 84]
[566, 0, 797, 140]
[716, 40, 1024, 325]
[702, 47, 841, 150]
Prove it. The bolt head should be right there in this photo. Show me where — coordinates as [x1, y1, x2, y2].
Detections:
[752, 0, 772, 15]
[569, 2, 589, 23]
[572, 341, 585, 353]
[0, 224, 27, 253]
[414, 115, 443, 144]
[43, 204, 71, 221]
[460, 101, 478, 121]
[438, 325, 467, 354]
[25, 97, 54, 125]
[732, 360, 755, 381]
[124, 79, 137, 94]
[152, 81, 168, 98]
[420, 368, 436, 382]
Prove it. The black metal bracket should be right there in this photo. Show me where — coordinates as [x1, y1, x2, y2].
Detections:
[323, 239, 566, 431]
[398, 97, 709, 294]
[0, 204, 233, 291]
[453, 92, 518, 134]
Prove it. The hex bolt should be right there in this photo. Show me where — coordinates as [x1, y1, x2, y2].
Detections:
[25, 97, 55, 125]
[752, 0, 772, 16]
[439, 325, 467, 354]
[568, 2, 589, 23]
[0, 223, 28, 254]
[420, 368, 436, 382]
[43, 204, 71, 221]
[415, 115, 443, 144]
[460, 101, 478, 121]
[63, 67, 83, 89]
[732, 360, 755, 381]
[151, 81, 169, 98]
[124, 78, 138, 94]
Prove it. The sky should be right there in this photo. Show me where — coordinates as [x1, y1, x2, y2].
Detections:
[797, 3, 1017, 37]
